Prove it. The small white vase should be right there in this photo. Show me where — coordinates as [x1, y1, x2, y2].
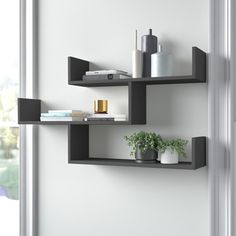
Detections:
[160, 149, 179, 164]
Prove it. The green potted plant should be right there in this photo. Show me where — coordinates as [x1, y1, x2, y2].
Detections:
[124, 131, 162, 163]
[159, 138, 188, 164]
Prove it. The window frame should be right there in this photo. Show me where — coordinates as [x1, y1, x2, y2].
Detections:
[20, 0, 38, 236]
[209, 0, 235, 236]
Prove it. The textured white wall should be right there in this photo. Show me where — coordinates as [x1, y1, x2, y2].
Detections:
[38, 0, 209, 235]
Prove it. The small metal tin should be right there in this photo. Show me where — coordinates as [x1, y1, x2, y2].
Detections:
[94, 100, 108, 113]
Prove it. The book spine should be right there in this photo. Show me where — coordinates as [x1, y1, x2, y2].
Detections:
[40, 117, 83, 121]
[41, 113, 71, 117]
[48, 110, 83, 114]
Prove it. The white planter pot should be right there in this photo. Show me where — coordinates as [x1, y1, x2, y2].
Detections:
[160, 149, 179, 164]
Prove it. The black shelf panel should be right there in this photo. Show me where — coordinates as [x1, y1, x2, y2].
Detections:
[69, 125, 206, 170]
[69, 158, 199, 170]
[18, 120, 131, 125]
[68, 75, 201, 87]
[68, 47, 206, 87]
[18, 98, 137, 125]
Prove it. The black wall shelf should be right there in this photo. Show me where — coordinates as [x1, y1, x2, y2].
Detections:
[18, 46, 207, 170]
[68, 125, 206, 170]
[68, 47, 206, 87]
[18, 98, 132, 125]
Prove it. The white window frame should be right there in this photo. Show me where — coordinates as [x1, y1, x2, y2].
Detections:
[209, 0, 235, 236]
[20, 0, 38, 236]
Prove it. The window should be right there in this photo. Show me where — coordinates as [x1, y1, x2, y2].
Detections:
[0, 0, 20, 235]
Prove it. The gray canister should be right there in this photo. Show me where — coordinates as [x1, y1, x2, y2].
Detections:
[141, 29, 158, 77]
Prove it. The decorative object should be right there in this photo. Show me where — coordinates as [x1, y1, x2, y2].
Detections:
[141, 29, 158, 77]
[132, 30, 143, 78]
[159, 138, 188, 164]
[94, 100, 108, 114]
[151, 44, 173, 77]
[124, 131, 162, 163]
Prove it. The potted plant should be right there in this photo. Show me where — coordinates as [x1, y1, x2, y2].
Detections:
[159, 138, 188, 164]
[124, 131, 162, 163]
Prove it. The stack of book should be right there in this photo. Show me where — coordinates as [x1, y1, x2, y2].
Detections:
[83, 70, 131, 81]
[84, 113, 127, 122]
[40, 110, 87, 122]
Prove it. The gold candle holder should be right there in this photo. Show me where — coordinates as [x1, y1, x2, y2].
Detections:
[94, 100, 108, 114]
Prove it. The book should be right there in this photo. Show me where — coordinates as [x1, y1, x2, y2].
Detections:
[41, 112, 85, 117]
[84, 117, 114, 121]
[83, 74, 131, 81]
[85, 70, 128, 76]
[88, 113, 126, 119]
[84, 118, 126, 122]
[84, 113, 127, 121]
[40, 117, 84, 121]
[47, 110, 86, 116]
[48, 110, 84, 113]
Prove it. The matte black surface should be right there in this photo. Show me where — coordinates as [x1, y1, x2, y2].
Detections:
[69, 75, 201, 87]
[69, 159, 200, 170]
[68, 57, 89, 82]
[18, 120, 131, 125]
[191, 136, 206, 169]
[18, 98, 41, 122]
[192, 47, 206, 82]
[68, 125, 89, 161]
[128, 82, 146, 124]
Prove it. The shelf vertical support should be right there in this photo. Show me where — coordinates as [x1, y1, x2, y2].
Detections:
[18, 98, 41, 122]
[191, 136, 206, 169]
[68, 57, 89, 82]
[128, 82, 146, 124]
[192, 47, 206, 82]
[68, 125, 89, 162]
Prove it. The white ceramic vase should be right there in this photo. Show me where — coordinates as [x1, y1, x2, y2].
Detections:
[160, 149, 179, 164]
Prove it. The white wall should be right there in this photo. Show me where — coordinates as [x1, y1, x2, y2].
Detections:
[38, 0, 209, 235]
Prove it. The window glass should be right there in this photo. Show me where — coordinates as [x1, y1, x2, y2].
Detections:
[0, 0, 20, 235]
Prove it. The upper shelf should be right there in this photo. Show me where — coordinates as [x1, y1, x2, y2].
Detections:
[68, 47, 206, 87]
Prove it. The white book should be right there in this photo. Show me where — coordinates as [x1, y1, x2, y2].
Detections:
[41, 112, 85, 117]
[88, 113, 126, 119]
[84, 117, 126, 122]
[40, 117, 83, 121]
[85, 70, 128, 76]
[114, 118, 127, 121]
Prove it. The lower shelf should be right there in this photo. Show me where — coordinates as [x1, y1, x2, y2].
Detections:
[69, 158, 204, 170]
[69, 125, 206, 170]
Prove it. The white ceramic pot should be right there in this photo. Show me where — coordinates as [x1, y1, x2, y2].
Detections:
[160, 149, 179, 164]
